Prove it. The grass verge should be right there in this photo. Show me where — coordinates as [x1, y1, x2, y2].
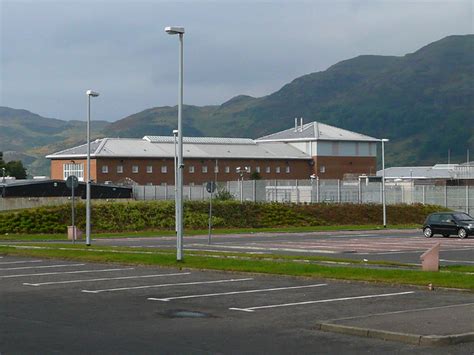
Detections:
[0, 224, 419, 241]
[0, 243, 471, 291]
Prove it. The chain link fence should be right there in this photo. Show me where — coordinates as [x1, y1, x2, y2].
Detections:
[133, 179, 473, 214]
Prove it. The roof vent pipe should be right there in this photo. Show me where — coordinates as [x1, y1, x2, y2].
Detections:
[300, 117, 303, 132]
[294, 118, 298, 132]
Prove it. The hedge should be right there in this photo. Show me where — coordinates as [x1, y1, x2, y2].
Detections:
[0, 201, 448, 234]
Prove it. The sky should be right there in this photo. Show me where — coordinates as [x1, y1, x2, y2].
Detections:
[0, 0, 473, 122]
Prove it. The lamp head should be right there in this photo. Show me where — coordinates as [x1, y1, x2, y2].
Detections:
[86, 90, 100, 97]
[172, 129, 178, 135]
[381, 138, 389, 142]
[310, 174, 316, 180]
[165, 26, 185, 35]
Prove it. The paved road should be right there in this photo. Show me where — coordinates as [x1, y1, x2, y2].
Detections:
[1, 256, 473, 354]
[93, 229, 474, 266]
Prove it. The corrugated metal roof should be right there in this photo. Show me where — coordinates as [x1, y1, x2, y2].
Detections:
[376, 166, 455, 179]
[257, 121, 380, 142]
[47, 138, 311, 160]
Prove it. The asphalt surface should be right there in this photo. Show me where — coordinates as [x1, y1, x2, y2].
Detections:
[92, 229, 474, 266]
[1, 256, 473, 354]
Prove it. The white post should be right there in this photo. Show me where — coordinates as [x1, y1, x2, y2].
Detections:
[382, 138, 389, 228]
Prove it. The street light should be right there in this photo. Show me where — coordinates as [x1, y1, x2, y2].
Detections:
[236, 166, 250, 202]
[381, 138, 389, 228]
[1, 167, 5, 184]
[165, 25, 185, 261]
[85, 89, 99, 247]
[172, 129, 178, 233]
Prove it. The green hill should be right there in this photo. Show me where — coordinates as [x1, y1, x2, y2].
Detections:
[2, 35, 473, 175]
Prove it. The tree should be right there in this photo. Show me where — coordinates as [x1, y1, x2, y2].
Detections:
[0, 152, 27, 179]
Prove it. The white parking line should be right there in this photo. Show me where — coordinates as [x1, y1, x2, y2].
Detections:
[197, 244, 338, 254]
[0, 263, 85, 271]
[0, 260, 43, 265]
[0, 267, 135, 279]
[440, 259, 474, 264]
[23, 272, 191, 286]
[148, 283, 328, 302]
[82, 277, 254, 294]
[229, 291, 416, 312]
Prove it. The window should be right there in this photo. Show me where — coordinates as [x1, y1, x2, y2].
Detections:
[161, 166, 167, 173]
[276, 167, 281, 174]
[189, 166, 195, 173]
[63, 163, 84, 181]
[225, 166, 230, 173]
[285, 166, 290, 173]
[265, 166, 271, 173]
[146, 165, 153, 173]
[202, 166, 208, 173]
[320, 165, 326, 173]
[132, 165, 139, 173]
[214, 165, 219, 173]
[101, 165, 109, 174]
[255, 166, 260, 173]
[117, 165, 123, 174]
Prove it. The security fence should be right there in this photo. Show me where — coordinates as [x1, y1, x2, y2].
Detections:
[132, 179, 473, 214]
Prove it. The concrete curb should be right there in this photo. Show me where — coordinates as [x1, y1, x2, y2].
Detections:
[315, 323, 474, 346]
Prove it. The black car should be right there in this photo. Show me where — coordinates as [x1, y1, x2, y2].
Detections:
[423, 212, 474, 239]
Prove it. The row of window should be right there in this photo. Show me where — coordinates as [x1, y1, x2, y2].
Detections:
[101, 165, 293, 174]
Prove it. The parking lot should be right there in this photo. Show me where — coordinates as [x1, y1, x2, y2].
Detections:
[1, 255, 473, 354]
[95, 229, 474, 265]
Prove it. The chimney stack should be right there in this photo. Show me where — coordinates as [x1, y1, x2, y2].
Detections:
[294, 118, 298, 132]
[300, 117, 303, 132]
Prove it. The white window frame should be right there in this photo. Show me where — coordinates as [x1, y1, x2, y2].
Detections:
[276, 167, 281, 174]
[146, 165, 153, 174]
[225, 166, 230, 173]
[320, 165, 326, 173]
[189, 166, 195, 173]
[161, 166, 167, 173]
[285, 166, 290, 173]
[101, 165, 109, 174]
[265, 166, 271, 173]
[202, 166, 208, 173]
[63, 163, 84, 181]
[117, 165, 123, 174]
[132, 165, 139, 174]
[255, 166, 260, 173]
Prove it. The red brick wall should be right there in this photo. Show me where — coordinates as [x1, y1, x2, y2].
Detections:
[50, 155, 376, 183]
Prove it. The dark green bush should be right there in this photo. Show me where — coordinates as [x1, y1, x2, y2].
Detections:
[0, 201, 447, 234]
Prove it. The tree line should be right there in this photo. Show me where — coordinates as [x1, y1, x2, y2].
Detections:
[0, 152, 27, 180]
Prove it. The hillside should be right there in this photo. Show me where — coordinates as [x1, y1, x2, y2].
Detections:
[2, 35, 473, 175]
[0, 107, 109, 175]
[107, 34, 474, 166]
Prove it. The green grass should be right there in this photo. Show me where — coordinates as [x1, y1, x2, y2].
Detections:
[0, 243, 472, 290]
[0, 224, 420, 241]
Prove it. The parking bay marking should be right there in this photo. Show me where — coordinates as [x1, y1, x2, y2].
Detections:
[0, 267, 135, 279]
[229, 291, 415, 312]
[0, 260, 43, 265]
[82, 278, 254, 294]
[23, 272, 191, 286]
[148, 283, 328, 302]
[0, 263, 85, 271]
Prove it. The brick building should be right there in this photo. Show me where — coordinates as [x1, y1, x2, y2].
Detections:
[47, 120, 379, 185]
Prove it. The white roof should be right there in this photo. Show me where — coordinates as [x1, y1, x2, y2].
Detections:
[47, 137, 311, 160]
[257, 121, 380, 142]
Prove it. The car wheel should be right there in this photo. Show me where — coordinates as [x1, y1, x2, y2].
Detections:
[458, 228, 467, 239]
[442, 234, 450, 238]
[423, 227, 433, 238]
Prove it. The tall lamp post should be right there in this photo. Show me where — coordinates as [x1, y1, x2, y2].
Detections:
[381, 138, 389, 228]
[173, 129, 178, 233]
[1, 167, 5, 184]
[165, 26, 185, 261]
[85, 89, 100, 246]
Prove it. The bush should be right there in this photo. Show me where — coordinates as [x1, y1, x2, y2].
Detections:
[0, 201, 447, 234]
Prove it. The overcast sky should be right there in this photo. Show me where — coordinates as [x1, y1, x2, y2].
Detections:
[1, 0, 472, 122]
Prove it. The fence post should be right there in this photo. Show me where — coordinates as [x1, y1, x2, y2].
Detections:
[143, 185, 146, 200]
[422, 185, 425, 205]
[337, 179, 341, 203]
[189, 185, 192, 200]
[274, 180, 278, 202]
[466, 185, 469, 214]
[358, 178, 362, 204]
[295, 179, 299, 204]
[155, 185, 158, 200]
[253, 179, 256, 202]
[444, 185, 448, 208]
[316, 177, 320, 203]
